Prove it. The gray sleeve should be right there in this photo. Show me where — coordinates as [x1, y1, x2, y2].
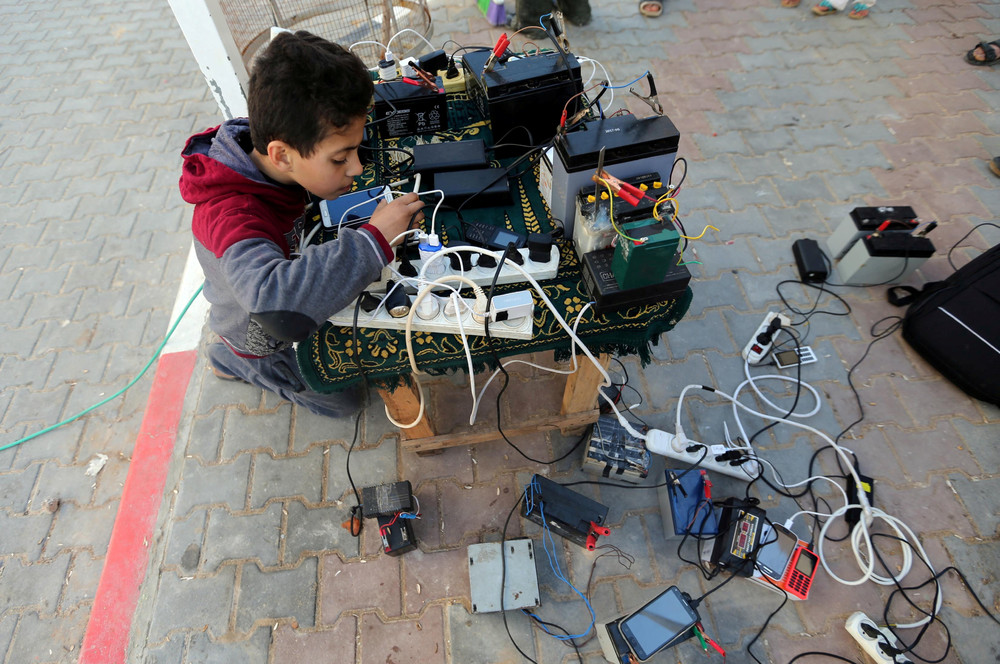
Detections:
[219, 228, 386, 341]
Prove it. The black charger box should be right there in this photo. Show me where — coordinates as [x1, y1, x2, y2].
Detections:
[462, 49, 583, 157]
[792, 238, 829, 283]
[411, 139, 488, 174]
[372, 79, 448, 138]
[434, 167, 512, 208]
[360, 481, 414, 518]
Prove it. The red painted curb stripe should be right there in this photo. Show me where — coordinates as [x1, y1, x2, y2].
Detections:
[79, 349, 198, 664]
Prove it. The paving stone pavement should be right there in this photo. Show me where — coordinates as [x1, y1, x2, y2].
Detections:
[1, 0, 999, 663]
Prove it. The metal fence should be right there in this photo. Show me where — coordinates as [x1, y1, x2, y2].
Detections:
[220, 0, 433, 70]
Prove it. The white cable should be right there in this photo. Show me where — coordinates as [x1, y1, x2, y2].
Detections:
[681, 382, 940, 616]
[577, 56, 614, 108]
[467, 303, 594, 425]
[417, 245, 642, 439]
[451, 293, 478, 409]
[386, 28, 435, 57]
[348, 40, 389, 69]
[387, 274, 487, 430]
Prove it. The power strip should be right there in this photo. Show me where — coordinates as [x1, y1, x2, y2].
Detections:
[379, 245, 559, 292]
[845, 612, 913, 663]
[742, 311, 792, 364]
[327, 294, 533, 340]
[645, 429, 760, 481]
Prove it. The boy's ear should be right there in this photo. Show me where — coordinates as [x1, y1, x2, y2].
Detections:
[265, 140, 296, 172]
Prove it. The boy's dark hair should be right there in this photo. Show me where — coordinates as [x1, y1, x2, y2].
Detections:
[248, 30, 373, 157]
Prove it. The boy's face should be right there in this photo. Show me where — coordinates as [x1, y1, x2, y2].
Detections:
[284, 116, 366, 200]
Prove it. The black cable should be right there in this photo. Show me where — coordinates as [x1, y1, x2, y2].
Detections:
[499, 489, 539, 664]
[482, 243, 593, 465]
[775, 279, 852, 328]
[946, 221, 1000, 271]
[786, 653, 859, 663]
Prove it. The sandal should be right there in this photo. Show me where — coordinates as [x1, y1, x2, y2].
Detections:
[848, 3, 870, 18]
[812, 0, 837, 15]
[991, 157, 1000, 179]
[639, 0, 662, 17]
[781, 0, 801, 7]
[965, 40, 1000, 66]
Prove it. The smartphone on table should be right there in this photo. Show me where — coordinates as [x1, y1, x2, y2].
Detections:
[617, 585, 700, 661]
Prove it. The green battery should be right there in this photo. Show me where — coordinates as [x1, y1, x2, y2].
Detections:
[611, 220, 680, 290]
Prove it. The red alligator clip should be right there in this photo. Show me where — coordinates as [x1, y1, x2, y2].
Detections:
[586, 521, 611, 550]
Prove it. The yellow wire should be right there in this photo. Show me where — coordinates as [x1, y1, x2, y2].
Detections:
[595, 177, 644, 244]
[679, 224, 719, 240]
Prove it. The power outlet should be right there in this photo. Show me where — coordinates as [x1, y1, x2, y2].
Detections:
[378, 245, 559, 292]
[844, 612, 913, 663]
[644, 429, 761, 481]
[328, 293, 533, 340]
[742, 311, 792, 364]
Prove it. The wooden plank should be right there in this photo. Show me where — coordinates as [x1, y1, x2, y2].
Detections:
[377, 377, 435, 440]
[400, 409, 600, 454]
[561, 353, 611, 415]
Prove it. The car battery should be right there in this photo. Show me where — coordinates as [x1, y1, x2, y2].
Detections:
[573, 172, 668, 258]
[827, 206, 918, 259]
[835, 233, 934, 285]
[582, 414, 651, 484]
[540, 114, 679, 239]
[611, 220, 681, 290]
[372, 78, 448, 138]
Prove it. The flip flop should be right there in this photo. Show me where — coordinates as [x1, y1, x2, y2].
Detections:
[965, 40, 1000, 66]
[639, 0, 663, 17]
[781, 0, 801, 7]
[991, 157, 1000, 179]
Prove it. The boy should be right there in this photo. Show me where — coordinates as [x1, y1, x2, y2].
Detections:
[179, 31, 425, 418]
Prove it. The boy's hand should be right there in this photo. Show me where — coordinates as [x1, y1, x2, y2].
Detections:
[369, 192, 425, 246]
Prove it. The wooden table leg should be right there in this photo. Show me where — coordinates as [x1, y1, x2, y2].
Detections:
[377, 376, 436, 440]
[560, 353, 610, 428]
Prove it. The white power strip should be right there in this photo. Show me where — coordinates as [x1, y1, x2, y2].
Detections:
[327, 295, 533, 340]
[845, 612, 913, 663]
[645, 429, 760, 481]
[379, 245, 560, 292]
[742, 311, 792, 364]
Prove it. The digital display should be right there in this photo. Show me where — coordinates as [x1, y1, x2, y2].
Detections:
[795, 549, 817, 577]
[494, 229, 520, 245]
[619, 587, 698, 660]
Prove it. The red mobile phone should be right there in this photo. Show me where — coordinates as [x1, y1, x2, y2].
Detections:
[782, 545, 818, 600]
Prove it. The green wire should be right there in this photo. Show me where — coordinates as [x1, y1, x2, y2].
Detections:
[0, 283, 205, 453]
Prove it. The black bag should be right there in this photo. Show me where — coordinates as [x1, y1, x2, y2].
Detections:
[888, 244, 1000, 405]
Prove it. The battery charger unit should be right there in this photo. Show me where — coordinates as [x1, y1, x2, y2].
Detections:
[434, 167, 512, 207]
[410, 139, 488, 174]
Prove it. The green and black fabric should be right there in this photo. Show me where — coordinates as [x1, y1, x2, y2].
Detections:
[295, 102, 692, 393]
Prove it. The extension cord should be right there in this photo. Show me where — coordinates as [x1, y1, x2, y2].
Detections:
[383, 245, 559, 292]
[844, 612, 913, 663]
[742, 311, 791, 365]
[328, 294, 533, 340]
[644, 429, 760, 481]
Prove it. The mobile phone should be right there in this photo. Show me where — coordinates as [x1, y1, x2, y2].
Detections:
[784, 545, 819, 600]
[773, 346, 817, 369]
[617, 586, 700, 661]
[320, 185, 393, 229]
[755, 523, 797, 582]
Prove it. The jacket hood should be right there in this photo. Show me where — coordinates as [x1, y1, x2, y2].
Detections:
[181, 120, 307, 258]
